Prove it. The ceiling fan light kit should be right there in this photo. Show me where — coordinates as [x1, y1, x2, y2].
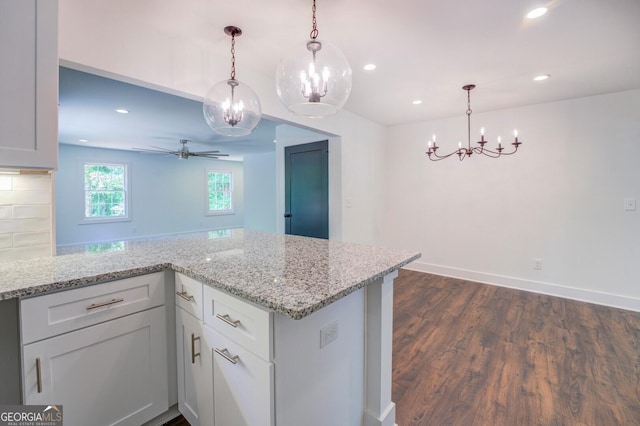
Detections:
[203, 26, 262, 137]
[426, 84, 522, 162]
[275, 0, 352, 117]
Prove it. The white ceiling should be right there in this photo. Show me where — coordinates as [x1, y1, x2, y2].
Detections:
[58, 0, 640, 153]
[58, 67, 281, 160]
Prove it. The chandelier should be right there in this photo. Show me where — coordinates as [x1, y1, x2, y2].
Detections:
[203, 26, 261, 137]
[275, 0, 352, 118]
[426, 84, 522, 161]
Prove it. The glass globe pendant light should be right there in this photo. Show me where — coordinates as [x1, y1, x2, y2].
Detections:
[276, 0, 352, 118]
[203, 26, 261, 136]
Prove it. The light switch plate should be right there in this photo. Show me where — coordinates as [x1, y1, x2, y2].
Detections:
[624, 198, 636, 211]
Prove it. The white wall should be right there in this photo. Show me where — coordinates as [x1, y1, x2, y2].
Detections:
[0, 173, 53, 262]
[243, 151, 276, 233]
[56, 144, 244, 245]
[58, 2, 387, 245]
[381, 89, 640, 310]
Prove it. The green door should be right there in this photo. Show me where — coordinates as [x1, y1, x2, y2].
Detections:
[284, 140, 329, 239]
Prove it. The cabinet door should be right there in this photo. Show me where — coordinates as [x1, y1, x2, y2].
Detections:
[0, 0, 58, 169]
[22, 307, 168, 426]
[176, 307, 213, 426]
[205, 326, 274, 426]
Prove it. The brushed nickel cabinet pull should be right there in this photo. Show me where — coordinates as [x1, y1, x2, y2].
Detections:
[191, 333, 200, 364]
[86, 298, 124, 310]
[216, 313, 240, 328]
[215, 347, 239, 365]
[176, 291, 195, 302]
[36, 357, 42, 393]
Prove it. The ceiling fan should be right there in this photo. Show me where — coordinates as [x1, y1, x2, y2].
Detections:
[133, 139, 229, 159]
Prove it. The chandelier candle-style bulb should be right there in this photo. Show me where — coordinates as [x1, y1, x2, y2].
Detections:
[203, 26, 261, 136]
[426, 84, 523, 162]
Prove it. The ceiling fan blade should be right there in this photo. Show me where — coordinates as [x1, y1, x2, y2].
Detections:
[191, 153, 229, 158]
[192, 150, 222, 154]
[132, 147, 179, 154]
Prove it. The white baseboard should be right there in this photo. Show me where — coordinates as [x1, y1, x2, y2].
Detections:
[404, 261, 640, 313]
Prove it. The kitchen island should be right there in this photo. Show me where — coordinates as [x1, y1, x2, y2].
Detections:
[0, 229, 420, 425]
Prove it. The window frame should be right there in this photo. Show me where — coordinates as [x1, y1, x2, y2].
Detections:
[81, 162, 131, 224]
[205, 169, 234, 216]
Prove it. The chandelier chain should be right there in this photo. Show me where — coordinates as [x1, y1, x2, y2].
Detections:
[310, 0, 318, 40]
[230, 32, 236, 80]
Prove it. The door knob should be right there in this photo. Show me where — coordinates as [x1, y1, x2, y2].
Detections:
[284, 213, 292, 218]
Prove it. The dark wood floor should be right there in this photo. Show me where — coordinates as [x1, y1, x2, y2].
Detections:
[393, 269, 640, 426]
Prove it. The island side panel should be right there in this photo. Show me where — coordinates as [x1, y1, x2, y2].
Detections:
[0, 298, 21, 403]
[364, 271, 398, 426]
[274, 287, 366, 426]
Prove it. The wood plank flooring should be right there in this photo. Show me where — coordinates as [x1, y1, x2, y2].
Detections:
[393, 269, 640, 426]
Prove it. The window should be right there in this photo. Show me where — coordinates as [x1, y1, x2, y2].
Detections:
[206, 171, 233, 215]
[83, 163, 129, 222]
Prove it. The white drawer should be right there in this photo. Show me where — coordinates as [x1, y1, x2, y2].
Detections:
[21, 272, 165, 344]
[203, 285, 273, 361]
[204, 326, 274, 426]
[175, 273, 203, 320]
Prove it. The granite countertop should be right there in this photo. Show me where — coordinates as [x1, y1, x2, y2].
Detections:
[0, 229, 420, 319]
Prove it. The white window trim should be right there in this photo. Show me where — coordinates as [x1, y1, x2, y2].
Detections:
[81, 161, 131, 224]
[205, 169, 235, 216]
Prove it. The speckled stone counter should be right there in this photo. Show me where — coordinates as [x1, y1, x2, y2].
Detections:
[0, 229, 420, 319]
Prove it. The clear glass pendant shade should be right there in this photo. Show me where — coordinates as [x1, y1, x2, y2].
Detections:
[203, 78, 262, 137]
[276, 39, 352, 118]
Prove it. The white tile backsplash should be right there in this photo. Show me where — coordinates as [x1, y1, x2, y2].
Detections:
[0, 206, 11, 220]
[13, 205, 50, 219]
[0, 173, 52, 263]
[0, 176, 11, 191]
[0, 235, 12, 249]
[13, 231, 50, 247]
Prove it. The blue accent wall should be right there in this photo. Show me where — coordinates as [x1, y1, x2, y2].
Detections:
[56, 144, 244, 246]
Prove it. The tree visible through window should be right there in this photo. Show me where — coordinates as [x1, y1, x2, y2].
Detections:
[207, 171, 233, 214]
[84, 163, 128, 219]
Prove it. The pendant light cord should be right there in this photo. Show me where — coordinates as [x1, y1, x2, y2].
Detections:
[466, 88, 472, 149]
[310, 0, 318, 40]
[230, 32, 236, 80]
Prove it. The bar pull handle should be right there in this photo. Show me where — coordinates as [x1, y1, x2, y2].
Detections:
[216, 313, 240, 328]
[176, 291, 195, 302]
[86, 298, 124, 310]
[36, 357, 42, 393]
[215, 348, 239, 365]
[191, 333, 200, 364]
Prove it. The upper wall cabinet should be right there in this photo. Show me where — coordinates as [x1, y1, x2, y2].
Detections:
[0, 0, 58, 170]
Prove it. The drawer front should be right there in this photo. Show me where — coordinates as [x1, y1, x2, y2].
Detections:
[203, 285, 272, 361]
[21, 272, 165, 344]
[204, 326, 274, 426]
[175, 273, 203, 320]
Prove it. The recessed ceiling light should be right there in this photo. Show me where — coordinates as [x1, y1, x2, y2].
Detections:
[533, 74, 550, 81]
[364, 63, 376, 71]
[79, 139, 88, 143]
[412, 100, 423, 105]
[115, 108, 129, 114]
[526, 7, 548, 19]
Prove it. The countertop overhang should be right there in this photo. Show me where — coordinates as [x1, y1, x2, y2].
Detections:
[0, 229, 421, 319]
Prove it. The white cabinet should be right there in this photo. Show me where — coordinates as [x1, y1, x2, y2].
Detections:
[175, 274, 213, 426]
[176, 273, 275, 426]
[0, 0, 58, 169]
[21, 273, 169, 426]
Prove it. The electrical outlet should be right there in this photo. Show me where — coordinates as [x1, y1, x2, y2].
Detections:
[533, 259, 542, 270]
[320, 321, 339, 348]
[624, 198, 636, 211]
